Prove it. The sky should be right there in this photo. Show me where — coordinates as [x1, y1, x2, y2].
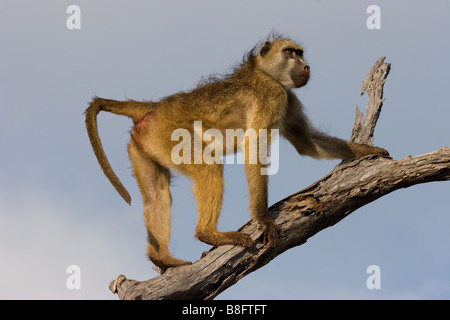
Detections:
[0, 0, 449, 300]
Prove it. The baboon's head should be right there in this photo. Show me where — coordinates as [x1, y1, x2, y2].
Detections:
[256, 38, 310, 89]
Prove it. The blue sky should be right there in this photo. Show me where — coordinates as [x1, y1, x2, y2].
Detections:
[0, 0, 449, 299]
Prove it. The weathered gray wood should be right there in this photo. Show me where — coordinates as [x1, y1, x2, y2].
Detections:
[109, 57, 450, 300]
[352, 56, 391, 145]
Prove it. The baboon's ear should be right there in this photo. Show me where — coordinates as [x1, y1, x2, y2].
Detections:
[259, 41, 271, 57]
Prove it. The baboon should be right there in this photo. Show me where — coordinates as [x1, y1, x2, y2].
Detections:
[85, 36, 389, 271]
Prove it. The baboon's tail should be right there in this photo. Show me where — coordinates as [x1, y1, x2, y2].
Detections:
[85, 97, 151, 205]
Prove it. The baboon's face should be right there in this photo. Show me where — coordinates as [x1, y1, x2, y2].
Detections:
[257, 40, 310, 89]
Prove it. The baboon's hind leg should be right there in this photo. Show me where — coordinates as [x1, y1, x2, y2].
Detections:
[128, 139, 191, 271]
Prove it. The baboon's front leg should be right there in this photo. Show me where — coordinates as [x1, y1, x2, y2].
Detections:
[245, 162, 278, 247]
[193, 164, 253, 248]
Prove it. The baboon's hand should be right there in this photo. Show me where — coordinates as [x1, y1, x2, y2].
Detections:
[260, 219, 279, 248]
[349, 142, 390, 158]
[373, 146, 390, 157]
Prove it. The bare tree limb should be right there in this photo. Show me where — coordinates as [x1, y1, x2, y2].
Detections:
[351, 56, 390, 144]
[109, 58, 450, 300]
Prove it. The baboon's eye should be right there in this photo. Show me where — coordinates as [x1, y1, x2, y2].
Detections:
[295, 49, 304, 56]
[283, 48, 303, 58]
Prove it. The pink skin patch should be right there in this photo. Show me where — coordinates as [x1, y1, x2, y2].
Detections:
[133, 111, 156, 135]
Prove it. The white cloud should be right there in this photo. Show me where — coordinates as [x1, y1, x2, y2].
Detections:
[0, 190, 157, 299]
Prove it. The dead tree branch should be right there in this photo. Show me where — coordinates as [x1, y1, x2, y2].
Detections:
[352, 56, 390, 144]
[109, 57, 450, 300]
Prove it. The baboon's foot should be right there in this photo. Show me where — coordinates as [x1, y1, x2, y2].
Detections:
[196, 230, 253, 248]
[258, 218, 279, 248]
[147, 246, 192, 271]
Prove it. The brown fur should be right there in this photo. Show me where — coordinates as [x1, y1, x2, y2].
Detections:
[85, 36, 388, 271]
